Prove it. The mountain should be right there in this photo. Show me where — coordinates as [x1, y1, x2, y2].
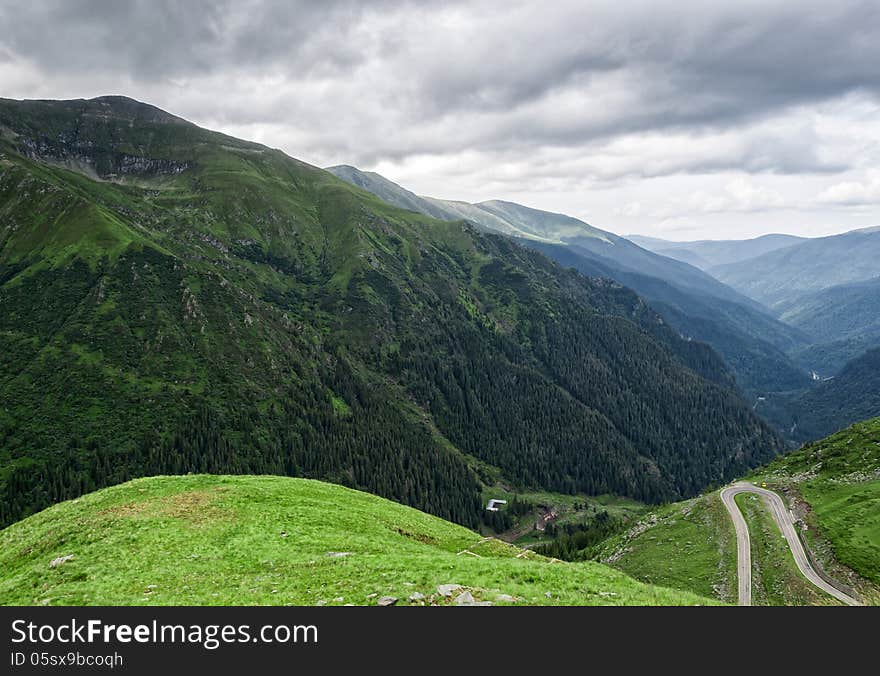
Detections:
[324, 165, 451, 222]
[628, 234, 805, 271]
[324, 167, 564, 242]
[472, 199, 612, 242]
[478, 200, 768, 310]
[325, 168, 765, 308]
[782, 348, 880, 441]
[526, 241, 810, 393]
[777, 276, 880, 375]
[328, 165, 810, 394]
[0, 474, 711, 605]
[0, 96, 782, 528]
[708, 227, 880, 308]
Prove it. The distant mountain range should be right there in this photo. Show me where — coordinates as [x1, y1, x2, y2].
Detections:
[327, 165, 811, 395]
[636, 229, 880, 374]
[706, 227, 880, 309]
[629, 230, 880, 442]
[778, 276, 880, 375]
[628, 233, 806, 270]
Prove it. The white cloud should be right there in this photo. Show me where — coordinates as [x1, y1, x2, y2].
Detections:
[817, 170, 880, 206]
[1, 1, 880, 239]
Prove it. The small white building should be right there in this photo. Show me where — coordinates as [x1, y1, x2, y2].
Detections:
[486, 499, 507, 512]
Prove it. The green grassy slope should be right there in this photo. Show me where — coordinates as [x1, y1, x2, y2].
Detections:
[596, 418, 880, 605]
[0, 475, 712, 606]
[734, 493, 841, 606]
[752, 418, 880, 593]
[0, 96, 782, 530]
[596, 493, 737, 603]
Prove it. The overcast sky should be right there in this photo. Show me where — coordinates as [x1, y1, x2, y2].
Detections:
[1, 0, 879, 240]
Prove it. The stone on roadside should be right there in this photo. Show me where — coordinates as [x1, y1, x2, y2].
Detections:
[49, 555, 75, 568]
[377, 596, 398, 607]
[437, 584, 462, 597]
[454, 591, 475, 606]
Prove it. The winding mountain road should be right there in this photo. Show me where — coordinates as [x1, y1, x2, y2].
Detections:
[719, 482, 860, 606]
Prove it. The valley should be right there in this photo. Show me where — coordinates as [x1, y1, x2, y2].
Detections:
[329, 165, 880, 443]
[0, 96, 782, 534]
[1, 95, 879, 608]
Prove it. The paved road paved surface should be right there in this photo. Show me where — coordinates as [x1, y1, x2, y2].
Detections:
[719, 482, 860, 606]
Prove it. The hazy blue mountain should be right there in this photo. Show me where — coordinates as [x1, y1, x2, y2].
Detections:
[628, 233, 805, 270]
[778, 276, 880, 376]
[774, 348, 880, 442]
[707, 227, 880, 308]
[527, 241, 810, 394]
[777, 276, 880, 343]
[328, 165, 811, 395]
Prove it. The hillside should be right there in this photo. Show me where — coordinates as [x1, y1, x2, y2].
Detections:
[777, 276, 880, 376]
[0, 475, 712, 606]
[783, 348, 880, 441]
[752, 419, 880, 591]
[526, 241, 810, 394]
[708, 227, 880, 308]
[327, 165, 808, 395]
[324, 166, 763, 309]
[596, 418, 880, 604]
[0, 96, 782, 528]
[627, 234, 805, 271]
[324, 165, 453, 222]
[324, 167, 562, 242]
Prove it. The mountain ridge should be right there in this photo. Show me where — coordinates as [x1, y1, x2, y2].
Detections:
[0, 96, 782, 528]
[708, 228, 880, 308]
[628, 233, 806, 270]
[326, 164, 811, 395]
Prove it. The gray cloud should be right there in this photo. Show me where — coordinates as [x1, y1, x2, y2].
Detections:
[1, 0, 879, 237]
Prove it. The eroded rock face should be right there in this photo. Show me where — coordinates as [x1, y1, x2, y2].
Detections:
[19, 136, 190, 179]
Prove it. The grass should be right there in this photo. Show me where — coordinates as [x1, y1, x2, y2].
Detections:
[481, 486, 645, 546]
[734, 493, 839, 606]
[798, 481, 880, 587]
[597, 418, 880, 605]
[0, 475, 714, 606]
[595, 493, 737, 603]
[749, 418, 880, 599]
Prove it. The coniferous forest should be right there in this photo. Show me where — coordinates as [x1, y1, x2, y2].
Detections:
[0, 97, 781, 528]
